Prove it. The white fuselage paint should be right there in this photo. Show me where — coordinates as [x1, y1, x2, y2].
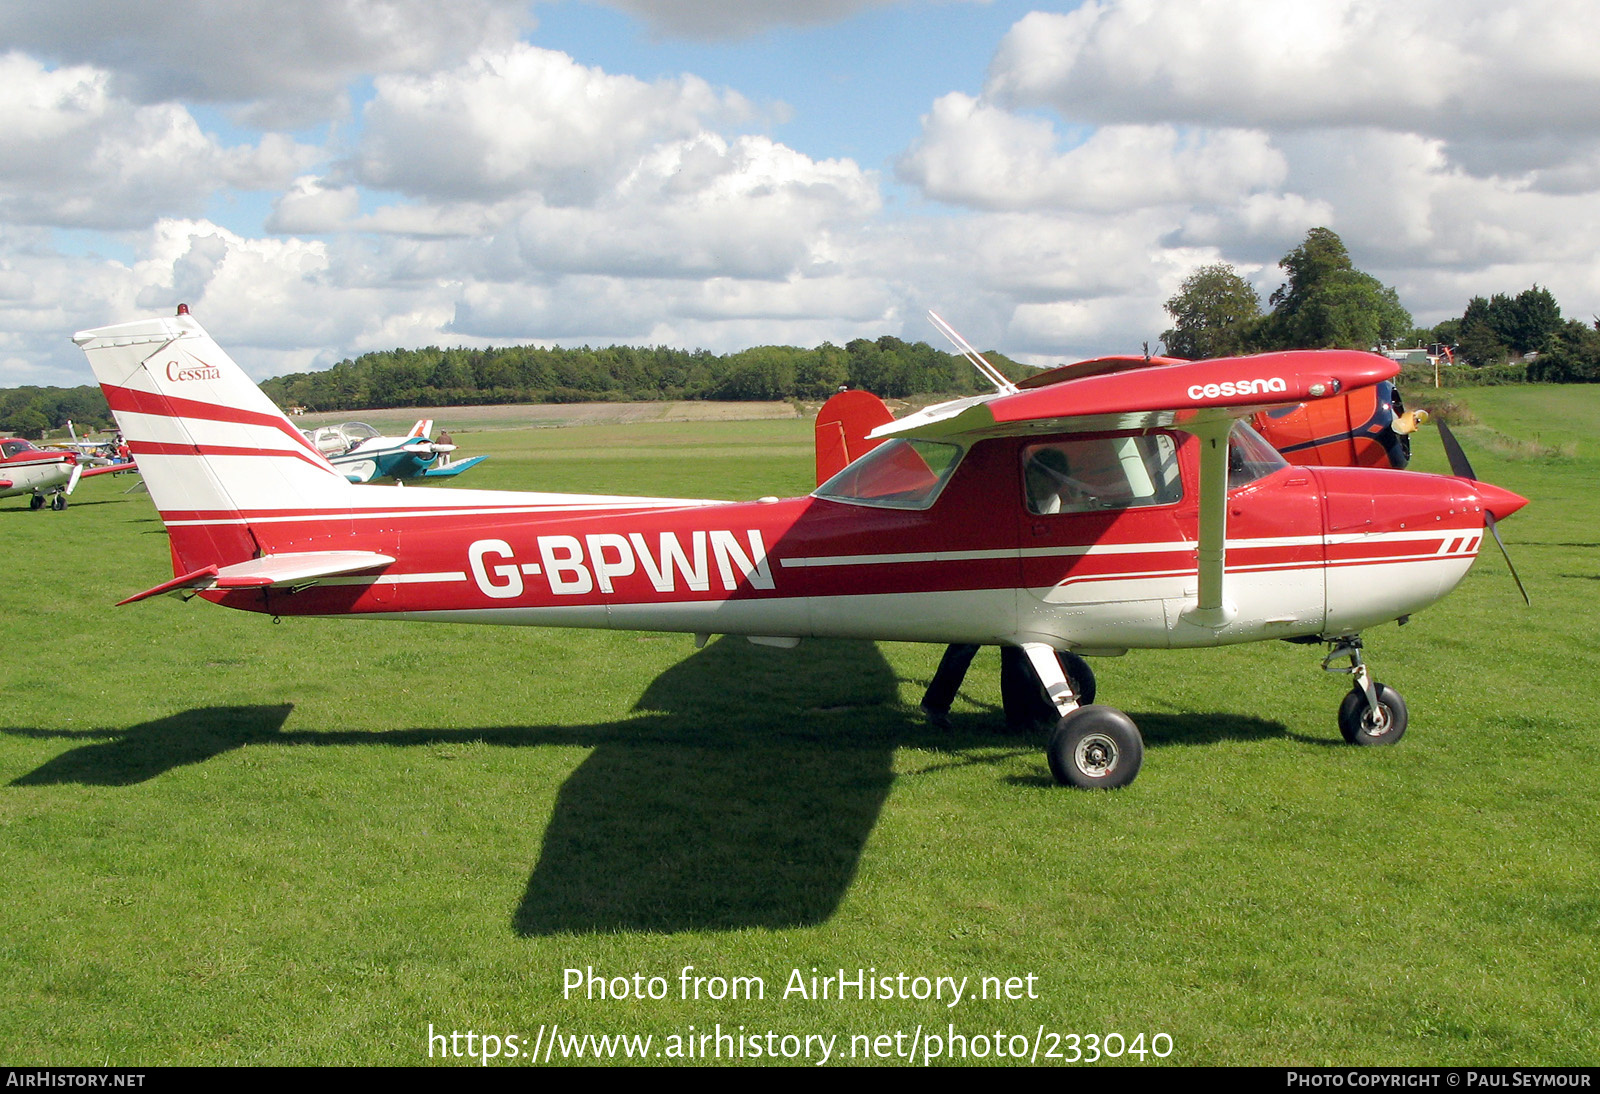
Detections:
[336, 530, 1475, 651]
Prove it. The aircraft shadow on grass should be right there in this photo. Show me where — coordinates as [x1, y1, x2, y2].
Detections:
[4, 637, 1285, 934]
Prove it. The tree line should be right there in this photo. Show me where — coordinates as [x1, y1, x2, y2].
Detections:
[256, 336, 1030, 414]
[1161, 226, 1600, 382]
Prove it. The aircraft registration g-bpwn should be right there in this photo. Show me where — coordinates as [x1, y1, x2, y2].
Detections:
[75, 309, 1527, 789]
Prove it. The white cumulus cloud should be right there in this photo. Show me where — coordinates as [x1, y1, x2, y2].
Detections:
[355, 43, 753, 205]
[0, 53, 318, 230]
[987, 0, 1600, 151]
[898, 92, 1286, 212]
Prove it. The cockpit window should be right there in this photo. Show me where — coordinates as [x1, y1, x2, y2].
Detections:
[1228, 420, 1288, 490]
[1023, 434, 1183, 515]
[2, 439, 39, 458]
[814, 438, 964, 510]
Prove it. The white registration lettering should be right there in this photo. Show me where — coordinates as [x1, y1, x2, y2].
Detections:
[538, 535, 594, 595]
[468, 539, 524, 599]
[467, 530, 772, 599]
[711, 529, 775, 591]
[629, 531, 710, 593]
[585, 533, 636, 593]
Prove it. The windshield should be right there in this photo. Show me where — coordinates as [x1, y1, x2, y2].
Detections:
[814, 438, 964, 510]
[1228, 421, 1289, 490]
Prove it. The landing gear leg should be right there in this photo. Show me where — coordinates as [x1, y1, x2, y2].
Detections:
[1323, 637, 1408, 745]
[1002, 646, 1096, 732]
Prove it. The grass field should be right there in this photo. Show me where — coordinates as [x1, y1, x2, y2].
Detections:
[1, 390, 1596, 1067]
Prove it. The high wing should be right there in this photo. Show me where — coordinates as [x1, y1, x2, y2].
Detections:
[873, 350, 1396, 443]
[874, 349, 1400, 630]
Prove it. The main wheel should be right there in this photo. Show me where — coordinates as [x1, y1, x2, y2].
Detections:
[1046, 705, 1143, 789]
[29, 493, 44, 510]
[1001, 648, 1097, 732]
[1338, 683, 1408, 745]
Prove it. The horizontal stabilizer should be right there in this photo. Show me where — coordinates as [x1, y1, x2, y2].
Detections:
[117, 551, 395, 605]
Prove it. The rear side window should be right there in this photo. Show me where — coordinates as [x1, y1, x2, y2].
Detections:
[815, 438, 964, 510]
[1023, 434, 1183, 515]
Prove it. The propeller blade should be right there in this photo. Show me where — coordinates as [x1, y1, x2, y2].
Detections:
[1485, 513, 1531, 605]
[1435, 419, 1529, 604]
[1435, 418, 1477, 481]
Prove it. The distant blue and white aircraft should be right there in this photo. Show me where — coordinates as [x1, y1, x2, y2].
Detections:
[303, 419, 488, 484]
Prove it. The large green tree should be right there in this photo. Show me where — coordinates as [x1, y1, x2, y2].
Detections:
[1454, 286, 1562, 363]
[1256, 227, 1412, 351]
[1527, 319, 1600, 382]
[1160, 263, 1262, 360]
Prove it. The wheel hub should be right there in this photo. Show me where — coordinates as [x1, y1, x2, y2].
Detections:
[1075, 733, 1118, 777]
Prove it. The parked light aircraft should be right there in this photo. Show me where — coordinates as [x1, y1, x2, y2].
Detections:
[74, 310, 1527, 788]
[2, 436, 133, 509]
[304, 419, 487, 484]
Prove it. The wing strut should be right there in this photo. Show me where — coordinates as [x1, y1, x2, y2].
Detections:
[1180, 416, 1237, 629]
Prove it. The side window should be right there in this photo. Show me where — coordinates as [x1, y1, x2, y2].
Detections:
[1023, 434, 1183, 515]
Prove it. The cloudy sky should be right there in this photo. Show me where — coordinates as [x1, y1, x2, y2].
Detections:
[4, 0, 1600, 387]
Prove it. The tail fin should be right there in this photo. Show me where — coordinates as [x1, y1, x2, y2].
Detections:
[814, 389, 894, 486]
[406, 419, 433, 439]
[73, 311, 355, 575]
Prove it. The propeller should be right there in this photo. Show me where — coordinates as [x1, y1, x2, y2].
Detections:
[1436, 418, 1530, 605]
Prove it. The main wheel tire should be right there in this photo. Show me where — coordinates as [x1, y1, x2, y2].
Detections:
[1046, 705, 1143, 789]
[1001, 648, 1097, 732]
[29, 494, 44, 510]
[1337, 683, 1408, 746]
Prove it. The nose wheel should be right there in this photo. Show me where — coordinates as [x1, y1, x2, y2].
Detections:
[1324, 637, 1407, 746]
[1047, 705, 1143, 789]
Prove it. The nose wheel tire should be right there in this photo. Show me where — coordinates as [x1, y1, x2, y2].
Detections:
[1047, 705, 1143, 789]
[50, 493, 67, 511]
[1338, 683, 1408, 746]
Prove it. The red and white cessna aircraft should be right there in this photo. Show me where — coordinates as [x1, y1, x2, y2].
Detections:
[2, 435, 131, 509]
[74, 309, 1527, 788]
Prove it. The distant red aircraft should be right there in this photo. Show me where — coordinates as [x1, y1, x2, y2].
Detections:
[1, 437, 132, 510]
[76, 310, 1525, 789]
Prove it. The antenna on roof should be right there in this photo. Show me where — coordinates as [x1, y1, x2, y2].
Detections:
[927, 310, 1018, 396]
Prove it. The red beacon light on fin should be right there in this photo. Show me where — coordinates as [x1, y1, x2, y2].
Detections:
[176, 303, 189, 315]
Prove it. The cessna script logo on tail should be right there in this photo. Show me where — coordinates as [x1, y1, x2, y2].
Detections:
[1187, 376, 1288, 400]
[165, 357, 222, 382]
[468, 530, 775, 600]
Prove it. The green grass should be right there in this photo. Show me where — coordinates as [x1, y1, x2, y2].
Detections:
[0, 400, 1596, 1066]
